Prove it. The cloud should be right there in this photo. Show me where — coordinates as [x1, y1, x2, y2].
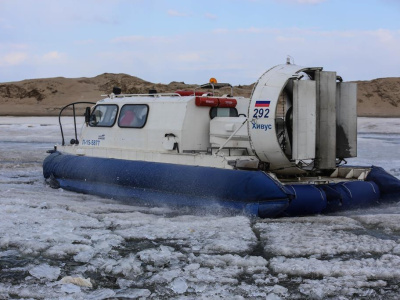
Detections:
[238, 27, 265, 34]
[204, 26, 400, 82]
[111, 35, 146, 43]
[237, 27, 281, 34]
[110, 35, 173, 45]
[0, 52, 28, 66]
[78, 28, 400, 83]
[68, 13, 118, 25]
[167, 9, 189, 17]
[41, 51, 65, 62]
[213, 26, 400, 43]
[368, 29, 395, 43]
[276, 36, 306, 43]
[0, 43, 29, 50]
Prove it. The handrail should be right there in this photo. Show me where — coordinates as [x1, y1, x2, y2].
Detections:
[215, 118, 248, 156]
[100, 93, 182, 98]
[195, 83, 233, 97]
[58, 101, 96, 146]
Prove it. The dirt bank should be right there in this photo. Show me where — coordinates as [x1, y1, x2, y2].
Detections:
[1, 74, 399, 117]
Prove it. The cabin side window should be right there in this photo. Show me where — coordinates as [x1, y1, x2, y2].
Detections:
[89, 104, 118, 127]
[118, 104, 149, 128]
[209, 107, 238, 119]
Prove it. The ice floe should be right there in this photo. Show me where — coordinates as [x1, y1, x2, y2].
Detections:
[1, 117, 400, 298]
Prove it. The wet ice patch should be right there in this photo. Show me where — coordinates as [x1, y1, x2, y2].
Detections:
[270, 254, 400, 279]
[0, 202, 109, 258]
[145, 252, 271, 295]
[91, 253, 143, 277]
[0, 116, 81, 143]
[194, 253, 268, 269]
[116, 288, 151, 298]
[256, 216, 396, 257]
[352, 214, 400, 232]
[170, 277, 188, 294]
[29, 264, 61, 281]
[114, 215, 257, 254]
[299, 275, 386, 299]
[86, 288, 116, 300]
[358, 117, 400, 134]
[61, 283, 82, 294]
[138, 245, 185, 267]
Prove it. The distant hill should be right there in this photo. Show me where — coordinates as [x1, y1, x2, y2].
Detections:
[0, 73, 399, 117]
[355, 78, 400, 117]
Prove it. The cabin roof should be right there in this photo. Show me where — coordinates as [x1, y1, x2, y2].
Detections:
[98, 94, 194, 105]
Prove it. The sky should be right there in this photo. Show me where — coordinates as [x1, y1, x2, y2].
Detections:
[0, 0, 399, 85]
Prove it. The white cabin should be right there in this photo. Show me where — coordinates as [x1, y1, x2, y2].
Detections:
[60, 87, 257, 170]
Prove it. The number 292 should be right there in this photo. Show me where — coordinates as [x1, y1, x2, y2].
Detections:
[253, 108, 270, 118]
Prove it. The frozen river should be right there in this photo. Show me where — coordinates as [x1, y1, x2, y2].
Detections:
[0, 117, 400, 299]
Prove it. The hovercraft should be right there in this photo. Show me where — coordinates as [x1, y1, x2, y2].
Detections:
[43, 62, 400, 217]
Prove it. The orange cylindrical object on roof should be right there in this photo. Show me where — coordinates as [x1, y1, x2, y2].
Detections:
[218, 98, 237, 108]
[195, 96, 219, 107]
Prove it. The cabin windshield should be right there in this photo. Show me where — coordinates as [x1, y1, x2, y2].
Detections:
[89, 104, 118, 127]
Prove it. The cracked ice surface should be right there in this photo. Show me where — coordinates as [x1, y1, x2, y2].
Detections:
[1, 117, 400, 299]
[255, 216, 397, 257]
